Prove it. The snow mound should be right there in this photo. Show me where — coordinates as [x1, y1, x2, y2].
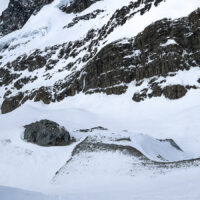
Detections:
[130, 134, 192, 162]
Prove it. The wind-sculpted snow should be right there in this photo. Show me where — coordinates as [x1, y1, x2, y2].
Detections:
[53, 133, 200, 186]
[1, 93, 200, 199]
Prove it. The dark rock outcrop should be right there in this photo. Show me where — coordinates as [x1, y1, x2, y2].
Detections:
[0, 0, 53, 36]
[1, 92, 25, 114]
[132, 84, 189, 102]
[60, 0, 101, 14]
[57, 8, 200, 102]
[30, 87, 52, 104]
[163, 85, 187, 100]
[24, 119, 70, 146]
[1, 6, 200, 113]
[65, 9, 104, 28]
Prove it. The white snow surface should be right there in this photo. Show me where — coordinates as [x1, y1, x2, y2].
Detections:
[1, 87, 200, 199]
[0, 0, 200, 199]
[160, 39, 177, 47]
[0, 0, 9, 15]
[0, 186, 58, 200]
[2, 167, 200, 200]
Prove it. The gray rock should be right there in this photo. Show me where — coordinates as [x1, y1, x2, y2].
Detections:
[0, 0, 53, 37]
[1, 6, 200, 114]
[24, 120, 70, 146]
[1, 92, 25, 114]
[60, 0, 102, 14]
[163, 85, 187, 100]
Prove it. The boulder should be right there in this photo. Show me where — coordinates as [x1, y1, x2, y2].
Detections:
[24, 119, 70, 146]
[163, 85, 187, 100]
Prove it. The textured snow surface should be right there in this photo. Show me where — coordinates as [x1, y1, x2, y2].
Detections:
[1, 89, 200, 199]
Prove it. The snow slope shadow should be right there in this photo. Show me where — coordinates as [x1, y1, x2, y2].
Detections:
[0, 185, 58, 200]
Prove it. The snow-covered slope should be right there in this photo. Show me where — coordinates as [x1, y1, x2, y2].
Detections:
[0, 0, 9, 15]
[0, 186, 57, 200]
[1, 91, 200, 195]
[0, 0, 200, 199]
[0, 0, 200, 114]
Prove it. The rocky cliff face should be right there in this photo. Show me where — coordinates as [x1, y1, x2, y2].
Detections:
[60, 0, 102, 13]
[0, 0, 53, 37]
[0, 0, 199, 114]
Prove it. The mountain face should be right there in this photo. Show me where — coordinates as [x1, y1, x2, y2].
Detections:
[0, 0, 199, 114]
[0, 0, 53, 37]
[1, 1, 200, 199]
